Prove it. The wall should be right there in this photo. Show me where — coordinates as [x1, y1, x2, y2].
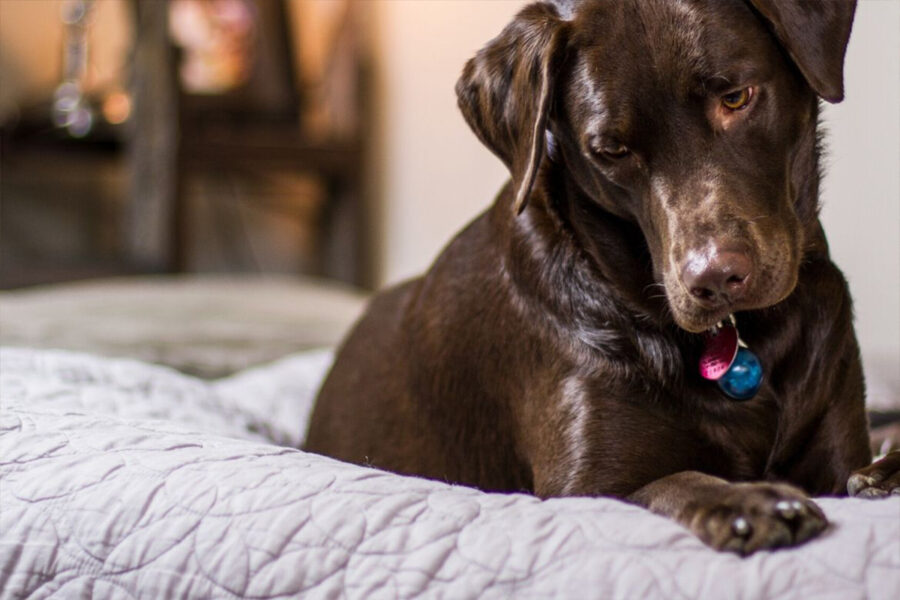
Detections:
[372, 0, 900, 395]
[819, 1, 900, 383]
[370, 0, 521, 284]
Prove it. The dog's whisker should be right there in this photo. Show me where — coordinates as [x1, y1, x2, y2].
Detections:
[643, 282, 667, 295]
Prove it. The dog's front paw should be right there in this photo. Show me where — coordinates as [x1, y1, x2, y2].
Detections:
[689, 482, 827, 555]
[848, 450, 900, 498]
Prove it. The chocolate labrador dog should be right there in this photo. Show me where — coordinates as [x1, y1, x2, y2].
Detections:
[307, 0, 900, 554]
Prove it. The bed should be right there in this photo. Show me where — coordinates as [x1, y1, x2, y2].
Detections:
[1, 277, 898, 599]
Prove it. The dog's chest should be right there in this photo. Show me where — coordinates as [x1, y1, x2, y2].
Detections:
[693, 391, 781, 480]
[574, 374, 780, 484]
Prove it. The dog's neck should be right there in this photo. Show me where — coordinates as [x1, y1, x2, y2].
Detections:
[497, 160, 694, 384]
[529, 160, 671, 321]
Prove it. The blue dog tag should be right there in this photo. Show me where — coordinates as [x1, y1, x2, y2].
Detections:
[717, 347, 763, 400]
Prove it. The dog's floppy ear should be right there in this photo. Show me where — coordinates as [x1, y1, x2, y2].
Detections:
[747, 0, 857, 103]
[456, 3, 569, 214]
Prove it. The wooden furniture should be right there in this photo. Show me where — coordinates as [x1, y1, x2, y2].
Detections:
[0, 0, 371, 289]
[129, 0, 371, 287]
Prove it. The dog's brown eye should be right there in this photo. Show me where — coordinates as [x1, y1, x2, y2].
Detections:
[601, 143, 630, 158]
[722, 87, 753, 110]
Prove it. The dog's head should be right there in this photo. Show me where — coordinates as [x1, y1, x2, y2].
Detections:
[457, 0, 856, 332]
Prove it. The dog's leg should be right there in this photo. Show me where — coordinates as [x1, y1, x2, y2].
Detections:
[628, 471, 827, 555]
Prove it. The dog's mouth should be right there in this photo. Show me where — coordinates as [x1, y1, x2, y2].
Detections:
[663, 266, 798, 333]
[651, 218, 804, 333]
[670, 303, 738, 334]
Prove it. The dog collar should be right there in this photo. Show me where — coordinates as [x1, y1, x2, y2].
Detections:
[699, 315, 763, 400]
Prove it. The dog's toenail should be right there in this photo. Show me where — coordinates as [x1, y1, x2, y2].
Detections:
[732, 516, 751, 537]
[775, 500, 797, 519]
[859, 487, 888, 498]
[847, 474, 872, 496]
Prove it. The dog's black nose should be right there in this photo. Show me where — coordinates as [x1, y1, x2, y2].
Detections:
[682, 248, 752, 307]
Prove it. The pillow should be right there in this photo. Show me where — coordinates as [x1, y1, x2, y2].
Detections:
[0, 275, 366, 378]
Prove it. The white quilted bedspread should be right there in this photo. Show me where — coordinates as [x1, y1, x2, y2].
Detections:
[1, 347, 898, 599]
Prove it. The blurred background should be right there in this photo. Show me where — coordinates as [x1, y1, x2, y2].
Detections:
[0, 0, 897, 391]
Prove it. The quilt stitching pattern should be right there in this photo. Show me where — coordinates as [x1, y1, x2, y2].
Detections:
[1, 348, 898, 599]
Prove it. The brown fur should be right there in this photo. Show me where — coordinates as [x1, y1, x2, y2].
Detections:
[307, 0, 899, 555]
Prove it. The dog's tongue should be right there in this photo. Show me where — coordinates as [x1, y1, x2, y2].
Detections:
[699, 323, 739, 380]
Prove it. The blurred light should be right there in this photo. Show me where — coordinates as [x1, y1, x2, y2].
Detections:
[102, 91, 131, 124]
[52, 82, 81, 118]
[169, 0, 255, 93]
[61, 0, 90, 25]
[67, 106, 93, 137]
[52, 81, 94, 137]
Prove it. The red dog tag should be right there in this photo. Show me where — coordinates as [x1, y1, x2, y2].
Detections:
[699, 323, 739, 380]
